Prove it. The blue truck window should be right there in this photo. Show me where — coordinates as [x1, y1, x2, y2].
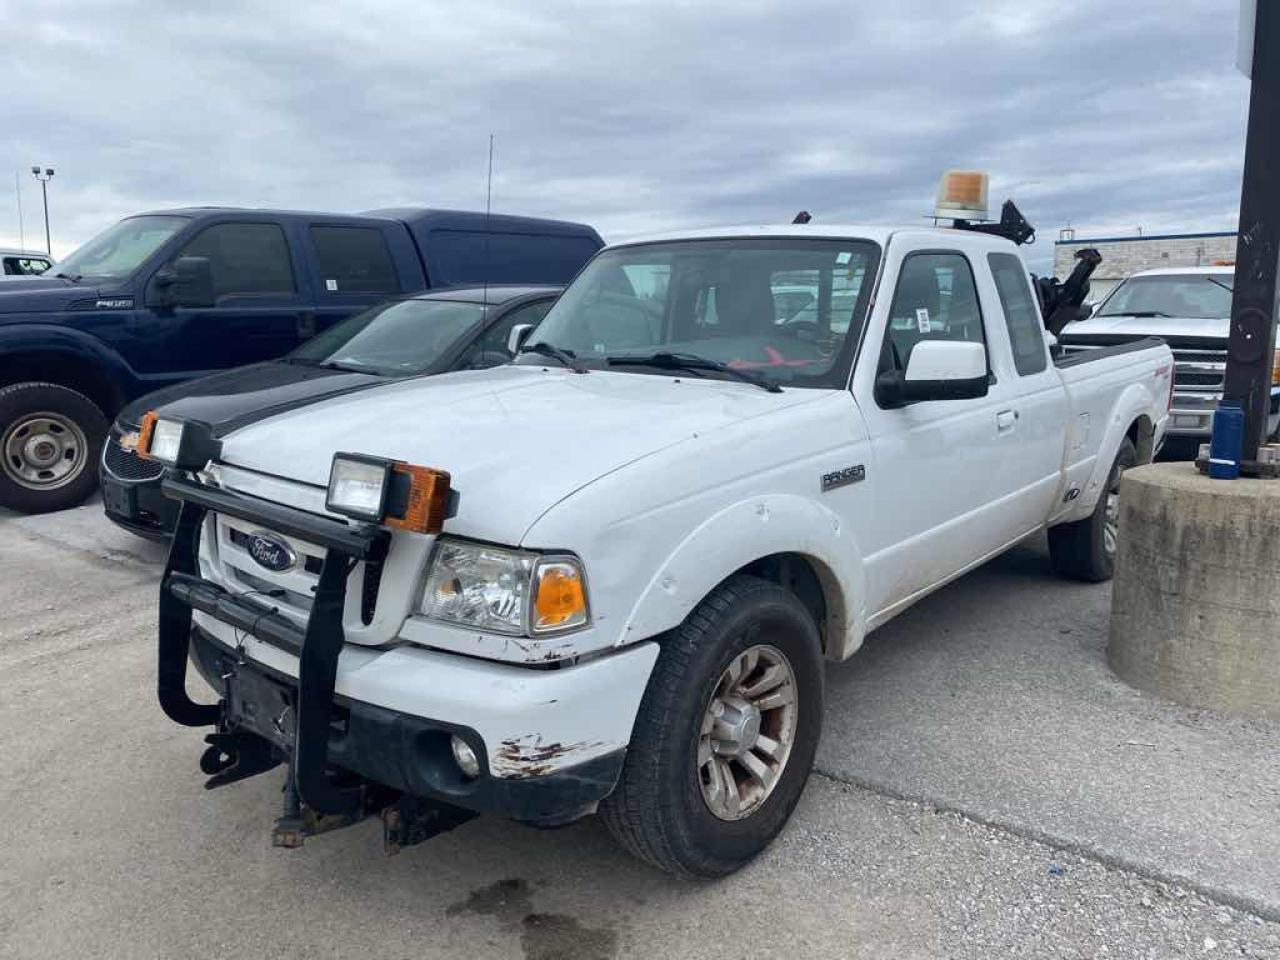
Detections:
[175, 222, 296, 297]
[309, 225, 400, 294]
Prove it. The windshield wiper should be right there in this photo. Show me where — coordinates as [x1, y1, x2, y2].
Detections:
[606, 351, 782, 393]
[1101, 310, 1173, 318]
[1206, 277, 1234, 294]
[52, 271, 81, 282]
[518, 341, 588, 374]
[281, 357, 369, 373]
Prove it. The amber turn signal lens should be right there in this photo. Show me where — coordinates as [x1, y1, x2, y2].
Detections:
[1272, 349, 1280, 387]
[533, 563, 587, 632]
[385, 463, 452, 535]
[136, 410, 159, 459]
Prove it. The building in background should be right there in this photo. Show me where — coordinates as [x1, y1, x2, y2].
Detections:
[1053, 229, 1237, 301]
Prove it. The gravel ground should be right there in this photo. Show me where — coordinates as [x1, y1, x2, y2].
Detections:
[1, 501, 1278, 959]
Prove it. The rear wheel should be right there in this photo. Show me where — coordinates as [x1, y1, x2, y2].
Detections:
[599, 574, 824, 878]
[0, 382, 108, 514]
[1048, 436, 1137, 582]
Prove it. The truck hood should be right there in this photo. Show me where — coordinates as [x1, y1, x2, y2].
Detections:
[0, 278, 107, 313]
[1062, 314, 1228, 341]
[117, 361, 383, 433]
[219, 365, 823, 544]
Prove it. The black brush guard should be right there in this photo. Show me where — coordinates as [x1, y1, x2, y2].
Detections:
[158, 472, 389, 818]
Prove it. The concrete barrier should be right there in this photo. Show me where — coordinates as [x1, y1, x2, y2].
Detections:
[1109, 461, 1280, 718]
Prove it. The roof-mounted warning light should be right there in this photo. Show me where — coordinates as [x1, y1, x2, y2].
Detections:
[937, 170, 1037, 246]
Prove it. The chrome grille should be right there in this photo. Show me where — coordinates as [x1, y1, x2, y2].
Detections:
[102, 426, 164, 481]
[1171, 348, 1227, 394]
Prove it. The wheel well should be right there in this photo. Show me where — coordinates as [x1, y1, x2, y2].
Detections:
[737, 552, 841, 656]
[0, 353, 122, 417]
[1127, 415, 1155, 463]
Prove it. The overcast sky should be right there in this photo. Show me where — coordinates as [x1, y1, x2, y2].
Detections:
[0, 0, 1252, 271]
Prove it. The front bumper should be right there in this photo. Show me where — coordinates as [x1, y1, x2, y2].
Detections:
[1166, 390, 1280, 439]
[188, 626, 627, 824]
[99, 427, 177, 539]
[157, 473, 654, 825]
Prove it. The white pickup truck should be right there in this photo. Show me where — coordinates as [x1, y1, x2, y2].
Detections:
[148, 221, 1173, 878]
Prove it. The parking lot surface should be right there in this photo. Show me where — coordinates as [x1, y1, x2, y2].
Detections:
[2, 500, 1279, 959]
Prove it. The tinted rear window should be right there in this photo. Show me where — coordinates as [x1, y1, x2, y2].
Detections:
[310, 225, 400, 294]
[425, 230, 600, 286]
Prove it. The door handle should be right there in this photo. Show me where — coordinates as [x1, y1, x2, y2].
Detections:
[996, 409, 1018, 433]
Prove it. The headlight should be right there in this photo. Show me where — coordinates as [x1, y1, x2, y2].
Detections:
[326, 454, 392, 521]
[140, 414, 184, 464]
[326, 452, 452, 532]
[420, 539, 589, 636]
[137, 411, 220, 469]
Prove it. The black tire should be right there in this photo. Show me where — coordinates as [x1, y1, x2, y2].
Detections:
[1048, 436, 1138, 583]
[599, 574, 824, 878]
[0, 382, 108, 514]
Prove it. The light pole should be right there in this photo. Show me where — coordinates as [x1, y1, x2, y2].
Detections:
[30, 166, 54, 256]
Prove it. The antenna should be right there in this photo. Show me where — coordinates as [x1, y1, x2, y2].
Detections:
[15, 170, 24, 249]
[482, 134, 494, 307]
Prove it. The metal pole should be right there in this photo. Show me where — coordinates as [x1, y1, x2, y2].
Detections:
[1224, 0, 1280, 459]
[40, 179, 50, 255]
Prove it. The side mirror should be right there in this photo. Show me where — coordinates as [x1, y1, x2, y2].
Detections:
[507, 323, 535, 356]
[875, 340, 989, 407]
[154, 256, 215, 309]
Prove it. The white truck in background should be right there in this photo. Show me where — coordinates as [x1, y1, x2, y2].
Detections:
[1060, 265, 1280, 450]
[144, 191, 1173, 878]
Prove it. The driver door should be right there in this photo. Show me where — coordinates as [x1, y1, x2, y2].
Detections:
[142, 221, 311, 379]
[853, 247, 1022, 621]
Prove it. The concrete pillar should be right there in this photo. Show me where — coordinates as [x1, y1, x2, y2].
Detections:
[1109, 462, 1280, 718]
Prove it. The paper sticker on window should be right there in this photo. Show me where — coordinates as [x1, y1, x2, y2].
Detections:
[836, 251, 852, 265]
[325, 279, 338, 292]
[915, 308, 931, 333]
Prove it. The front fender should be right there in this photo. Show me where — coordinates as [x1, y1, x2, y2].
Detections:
[0, 322, 136, 395]
[622, 493, 867, 660]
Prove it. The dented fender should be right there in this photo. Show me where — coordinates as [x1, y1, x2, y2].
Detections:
[621, 494, 868, 660]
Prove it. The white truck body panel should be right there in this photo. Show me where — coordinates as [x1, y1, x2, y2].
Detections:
[193, 224, 1172, 779]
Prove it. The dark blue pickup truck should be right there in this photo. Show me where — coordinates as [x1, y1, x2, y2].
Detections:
[0, 206, 601, 513]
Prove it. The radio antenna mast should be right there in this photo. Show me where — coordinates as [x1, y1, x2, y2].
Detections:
[15, 170, 24, 249]
[482, 134, 494, 306]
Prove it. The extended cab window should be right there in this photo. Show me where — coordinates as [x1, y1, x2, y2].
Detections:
[882, 252, 984, 372]
[310, 225, 399, 294]
[989, 252, 1047, 376]
[174, 223, 296, 298]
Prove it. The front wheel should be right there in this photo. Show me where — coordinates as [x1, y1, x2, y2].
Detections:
[0, 382, 108, 514]
[599, 574, 824, 877]
[1048, 436, 1138, 582]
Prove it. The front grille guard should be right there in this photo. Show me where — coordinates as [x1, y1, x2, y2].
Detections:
[158, 473, 389, 816]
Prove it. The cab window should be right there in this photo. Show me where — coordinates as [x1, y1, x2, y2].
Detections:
[477, 298, 554, 357]
[989, 252, 1047, 375]
[881, 252, 985, 373]
[309, 225, 399, 294]
[171, 223, 297, 298]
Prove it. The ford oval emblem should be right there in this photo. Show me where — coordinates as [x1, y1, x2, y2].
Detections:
[247, 531, 297, 573]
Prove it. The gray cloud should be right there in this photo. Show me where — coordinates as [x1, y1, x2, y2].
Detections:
[0, 0, 1250, 271]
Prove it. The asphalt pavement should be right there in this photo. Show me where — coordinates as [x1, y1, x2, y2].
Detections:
[1, 499, 1278, 959]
